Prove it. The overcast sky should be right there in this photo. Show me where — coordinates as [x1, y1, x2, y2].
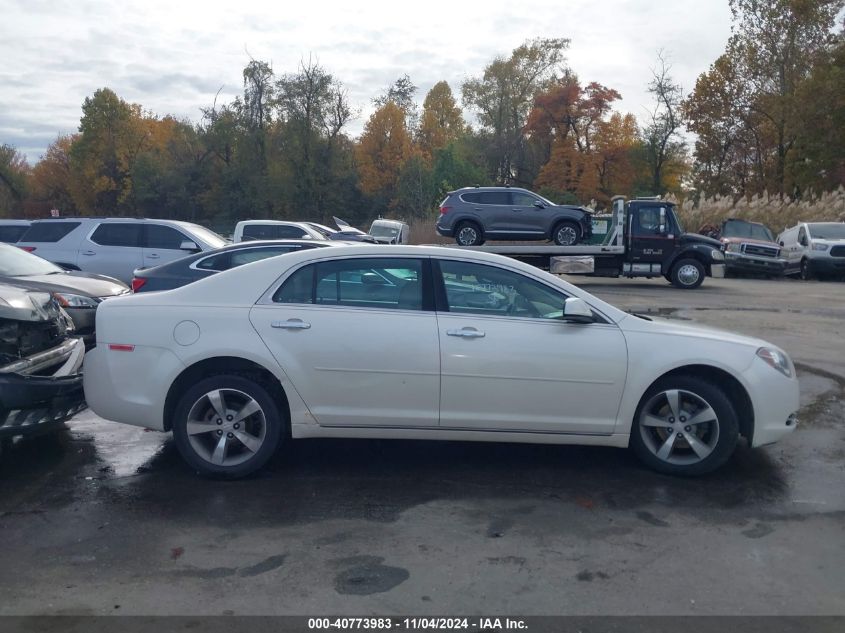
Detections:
[1, 0, 734, 163]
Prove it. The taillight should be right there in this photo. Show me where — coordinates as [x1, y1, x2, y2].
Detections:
[439, 206, 451, 215]
[19, 246, 36, 252]
[131, 277, 146, 293]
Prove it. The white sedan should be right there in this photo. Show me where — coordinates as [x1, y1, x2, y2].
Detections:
[83, 245, 799, 478]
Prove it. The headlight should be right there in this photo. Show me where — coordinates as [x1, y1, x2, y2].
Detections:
[711, 249, 725, 261]
[757, 347, 793, 378]
[812, 243, 829, 251]
[52, 292, 99, 308]
[725, 243, 741, 253]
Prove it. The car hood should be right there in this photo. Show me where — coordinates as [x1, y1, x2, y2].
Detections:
[619, 313, 768, 349]
[680, 233, 722, 249]
[0, 282, 63, 322]
[0, 272, 128, 298]
[812, 238, 845, 245]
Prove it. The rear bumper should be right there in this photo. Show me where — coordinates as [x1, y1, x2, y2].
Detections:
[0, 338, 86, 438]
[435, 223, 453, 238]
[725, 253, 787, 275]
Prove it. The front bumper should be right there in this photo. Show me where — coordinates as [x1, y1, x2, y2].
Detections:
[64, 307, 97, 348]
[741, 355, 800, 447]
[0, 338, 86, 438]
[807, 257, 845, 275]
[725, 252, 787, 275]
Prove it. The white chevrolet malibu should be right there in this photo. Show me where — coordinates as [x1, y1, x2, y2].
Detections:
[83, 245, 799, 478]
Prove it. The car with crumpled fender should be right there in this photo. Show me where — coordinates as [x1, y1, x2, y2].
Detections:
[0, 283, 86, 440]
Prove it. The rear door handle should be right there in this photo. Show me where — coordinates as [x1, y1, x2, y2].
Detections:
[81, 250, 96, 256]
[446, 327, 485, 339]
[271, 319, 311, 330]
[512, 208, 523, 212]
[147, 253, 160, 260]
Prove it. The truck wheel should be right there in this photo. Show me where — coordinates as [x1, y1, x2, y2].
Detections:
[800, 259, 814, 281]
[455, 222, 484, 246]
[553, 221, 581, 246]
[630, 375, 739, 476]
[172, 375, 284, 478]
[670, 259, 705, 289]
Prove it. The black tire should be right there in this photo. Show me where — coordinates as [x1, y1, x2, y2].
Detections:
[670, 258, 705, 289]
[800, 259, 814, 281]
[630, 375, 739, 476]
[552, 221, 581, 246]
[454, 221, 484, 246]
[172, 374, 284, 478]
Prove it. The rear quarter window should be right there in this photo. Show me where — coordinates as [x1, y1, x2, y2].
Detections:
[20, 221, 81, 243]
[460, 192, 481, 204]
[0, 225, 29, 242]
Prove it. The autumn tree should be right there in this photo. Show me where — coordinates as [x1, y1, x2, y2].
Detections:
[356, 101, 412, 211]
[418, 81, 465, 159]
[30, 135, 79, 214]
[374, 74, 419, 131]
[462, 37, 569, 185]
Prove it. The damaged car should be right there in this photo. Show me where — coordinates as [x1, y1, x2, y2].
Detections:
[0, 283, 86, 440]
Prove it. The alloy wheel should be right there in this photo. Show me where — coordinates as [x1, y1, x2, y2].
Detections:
[555, 225, 577, 246]
[638, 389, 720, 466]
[457, 226, 479, 246]
[185, 388, 267, 467]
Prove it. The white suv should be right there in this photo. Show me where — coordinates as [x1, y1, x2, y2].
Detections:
[17, 218, 227, 283]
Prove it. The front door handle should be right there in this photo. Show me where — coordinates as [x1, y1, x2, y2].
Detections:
[147, 253, 160, 259]
[81, 250, 96, 256]
[446, 327, 485, 339]
[512, 208, 523, 212]
[271, 319, 311, 330]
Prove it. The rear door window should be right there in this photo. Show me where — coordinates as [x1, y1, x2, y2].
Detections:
[243, 224, 309, 240]
[478, 191, 509, 205]
[89, 223, 143, 247]
[20, 221, 81, 243]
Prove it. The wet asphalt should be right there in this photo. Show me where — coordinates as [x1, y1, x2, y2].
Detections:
[0, 276, 843, 616]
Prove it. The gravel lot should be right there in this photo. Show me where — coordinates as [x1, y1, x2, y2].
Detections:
[1, 276, 843, 616]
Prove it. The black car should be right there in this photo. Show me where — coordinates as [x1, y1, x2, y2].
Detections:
[0, 243, 128, 347]
[0, 283, 86, 439]
[435, 186, 593, 246]
[131, 239, 344, 292]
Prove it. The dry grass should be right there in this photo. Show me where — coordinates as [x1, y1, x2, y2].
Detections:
[673, 188, 845, 235]
[408, 217, 451, 245]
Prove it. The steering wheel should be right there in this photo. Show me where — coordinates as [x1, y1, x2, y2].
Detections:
[507, 294, 542, 317]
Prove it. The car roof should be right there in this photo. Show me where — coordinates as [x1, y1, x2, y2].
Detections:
[236, 220, 313, 226]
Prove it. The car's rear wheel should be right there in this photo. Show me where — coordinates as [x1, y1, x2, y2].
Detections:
[630, 376, 739, 476]
[455, 222, 484, 246]
[552, 221, 581, 246]
[172, 375, 284, 478]
[670, 258, 705, 289]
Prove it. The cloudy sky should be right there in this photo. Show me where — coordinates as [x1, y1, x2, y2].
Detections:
[1, 0, 734, 162]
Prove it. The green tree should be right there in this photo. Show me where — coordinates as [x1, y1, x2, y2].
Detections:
[0, 144, 29, 215]
[418, 81, 466, 160]
[462, 37, 569, 185]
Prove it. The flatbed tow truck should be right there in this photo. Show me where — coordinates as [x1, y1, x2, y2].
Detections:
[442, 196, 725, 289]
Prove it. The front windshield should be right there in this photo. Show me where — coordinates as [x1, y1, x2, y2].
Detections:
[808, 223, 845, 240]
[722, 221, 774, 241]
[370, 225, 401, 238]
[186, 224, 228, 248]
[0, 244, 63, 276]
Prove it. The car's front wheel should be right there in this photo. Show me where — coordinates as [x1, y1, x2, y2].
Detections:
[172, 375, 284, 478]
[670, 258, 705, 289]
[630, 376, 739, 476]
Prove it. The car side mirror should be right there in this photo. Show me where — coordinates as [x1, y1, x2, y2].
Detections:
[533, 201, 545, 209]
[180, 240, 200, 252]
[361, 272, 385, 285]
[779, 241, 785, 247]
[562, 297, 594, 324]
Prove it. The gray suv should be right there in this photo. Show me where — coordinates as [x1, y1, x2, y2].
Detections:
[436, 187, 593, 246]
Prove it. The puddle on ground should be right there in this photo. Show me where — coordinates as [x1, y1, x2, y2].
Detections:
[68, 410, 167, 478]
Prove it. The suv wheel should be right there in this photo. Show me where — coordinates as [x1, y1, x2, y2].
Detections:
[172, 375, 284, 478]
[455, 222, 484, 246]
[552, 221, 581, 246]
[630, 376, 739, 476]
[670, 258, 705, 289]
